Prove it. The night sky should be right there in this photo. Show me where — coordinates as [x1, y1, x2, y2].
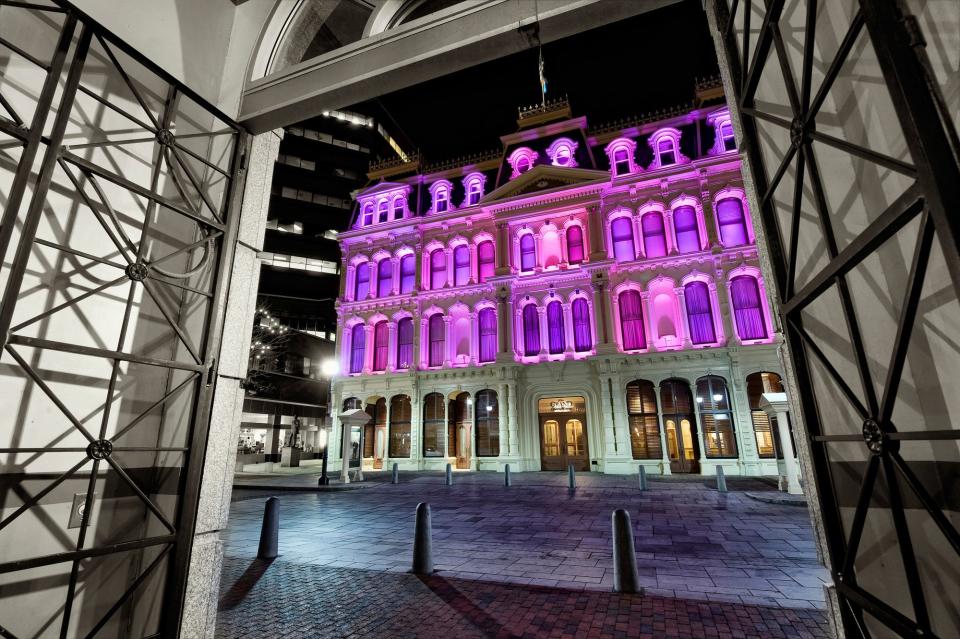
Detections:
[355, 0, 720, 163]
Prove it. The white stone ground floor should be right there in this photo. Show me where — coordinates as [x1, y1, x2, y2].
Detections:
[327, 344, 800, 479]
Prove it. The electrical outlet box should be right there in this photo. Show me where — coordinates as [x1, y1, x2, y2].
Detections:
[68, 492, 95, 529]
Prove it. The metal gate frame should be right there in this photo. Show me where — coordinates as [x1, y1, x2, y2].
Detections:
[0, 1, 247, 636]
[711, 1, 960, 637]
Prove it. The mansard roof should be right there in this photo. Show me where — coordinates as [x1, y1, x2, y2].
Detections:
[482, 164, 607, 204]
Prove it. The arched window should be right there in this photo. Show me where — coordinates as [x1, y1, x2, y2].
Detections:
[434, 188, 449, 213]
[519, 233, 536, 272]
[627, 380, 661, 459]
[619, 290, 646, 351]
[422, 392, 445, 457]
[697, 376, 737, 457]
[399, 254, 416, 293]
[377, 199, 389, 223]
[349, 324, 365, 373]
[361, 203, 374, 226]
[522, 304, 540, 356]
[392, 194, 406, 219]
[546, 301, 565, 354]
[372, 321, 388, 371]
[657, 138, 677, 166]
[641, 212, 667, 258]
[566, 225, 584, 264]
[572, 298, 592, 352]
[396, 317, 413, 369]
[541, 229, 562, 269]
[342, 397, 362, 411]
[730, 275, 767, 340]
[389, 395, 411, 457]
[720, 122, 736, 151]
[516, 156, 531, 174]
[377, 258, 392, 297]
[684, 281, 716, 345]
[661, 380, 700, 473]
[613, 147, 631, 175]
[747, 372, 786, 458]
[453, 245, 470, 286]
[428, 313, 445, 367]
[716, 198, 748, 246]
[364, 398, 384, 459]
[611, 217, 635, 262]
[430, 249, 446, 289]
[479, 308, 497, 363]
[466, 180, 482, 206]
[475, 390, 500, 457]
[673, 205, 701, 254]
[354, 261, 370, 300]
[477, 241, 495, 282]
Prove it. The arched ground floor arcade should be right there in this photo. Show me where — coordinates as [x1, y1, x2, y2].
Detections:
[329, 344, 799, 478]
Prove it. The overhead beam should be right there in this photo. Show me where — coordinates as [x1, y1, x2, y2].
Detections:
[240, 0, 678, 133]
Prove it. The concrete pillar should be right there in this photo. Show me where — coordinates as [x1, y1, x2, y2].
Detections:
[497, 382, 509, 458]
[387, 322, 397, 372]
[664, 209, 677, 255]
[761, 393, 802, 494]
[410, 394, 421, 465]
[592, 282, 610, 346]
[391, 257, 400, 295]
[495, 222, 510, 275]
[507, 382, 519, 457]
[362, 324, 374, 373]
[640, 293, 654, 351]
[714, 272, 737, 345]
[588, 206, 605, 261]
[444, 247, 453, 287]
[655, 382, 672, 475]
[468, 243, 478, 284]
[442, 316, 452, 366]
[469, 311, 479, 365]
[675, 286, 691, 348]
[537, 305, 547, 356]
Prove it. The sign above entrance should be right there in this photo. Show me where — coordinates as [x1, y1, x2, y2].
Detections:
[538, 396, 586, 414]
[550, 399, 574, 412]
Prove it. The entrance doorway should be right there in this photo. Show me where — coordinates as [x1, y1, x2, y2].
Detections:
[538, 397, 589, 471]
[660, 380, 700, 474]
[448, 392, 472, 469]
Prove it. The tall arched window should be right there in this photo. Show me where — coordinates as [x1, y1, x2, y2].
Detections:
[477, 241, 495, 282]
[453, 245, 470, 286]
[747, 372, 786, 458]
[377, 199, 389, 223]
[627, 380, 661, 459]
[546, 301, 565, 354]
[673, 205, 701, 254]
[619, 290, 646, 351]
[349, 324, 365, 373]
[428, 313, 445, 367]
[363, 398, 385, 460]
[389, 395, 411, 457]
[372, 321, 388, 371]
[396, 317, 413, 369]
[522, 304, 540, 356]
[430, 249, 446, 289]
[611, 217, 635, 262]
[422, 393, 445, 457]
[716, 198, 748, 247]
[377, 258, 392, 297]
[661, 380, 700, 473]
[361, 203, 374, 226]
[354, 262, 370, 300]
[697, 376, 738, 457]
[392, 194, 406, 219]
[519, 234, 536, 272]
[613, 147, 631, 175]
[434, 187, 449, 213]
[684, 281, 716, 345]
[641, 212, 667, 258]
[730, 275, 767, 340]
[399, 254, 416, 293]
[657, 138, 677, 165]
[478, 308, 497, 363]
[566, 225, 584, 264]
[466, 180, 482, 205]
[475, 389, 500, 457]
[572, 298, 592, 352]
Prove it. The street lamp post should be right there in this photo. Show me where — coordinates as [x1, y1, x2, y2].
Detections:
[318, 358, 340, 485]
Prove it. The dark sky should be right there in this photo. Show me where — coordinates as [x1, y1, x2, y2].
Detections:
[355, 0, 719, 163]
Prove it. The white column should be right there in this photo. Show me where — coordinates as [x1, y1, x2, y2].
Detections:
[362, 324, 374, 373]
[761, 393, 802, 494]
[419, 318, 428, 367]
[386, 322, 397, 372]
[444, 247, 453, 287]
[410, 394, 421, 467]
[676, 287, 691, 348]
[391, 257, 400, 295]
[469, 312, 479, 364]
[497, 382, 509, 459]
[640, 292, 654, 351]
[664, 210, 677, 255]
[537, 306, 548, 356]
[655, 382, 672, 474]
[345, 264, 356, 300]
[443, 316, 452, 366]
[508, 382, 519, 457]
[469, 243, 478, 284]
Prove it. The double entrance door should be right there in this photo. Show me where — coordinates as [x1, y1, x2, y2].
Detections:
[538, 396, 589, 471]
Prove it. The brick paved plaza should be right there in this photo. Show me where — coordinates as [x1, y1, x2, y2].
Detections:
[216, 472, 831, 638]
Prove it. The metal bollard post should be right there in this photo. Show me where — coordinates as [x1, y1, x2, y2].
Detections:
[411, 502, 433, 574]
[445, 463, 453, 486]
[392, 462, 399, 485]
[257, 497, 279, 560]
[568, 464, 576, 491]
[716, 465, 727, 493]
[638, 465, 648, 491]
[504, 463, 512, 487]
[612, 508, 640, 593]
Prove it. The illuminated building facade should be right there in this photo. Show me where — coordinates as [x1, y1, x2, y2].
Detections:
[330, 100, 794, 476]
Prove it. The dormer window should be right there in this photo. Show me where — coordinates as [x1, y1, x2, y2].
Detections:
[361, 203, 374, 227]
[720, 122, 736, 151]
[648, 127, 687, 169]
[604, 138, 637, 177]
[428, 179, 453, 214]
[435, 190, 448, 212]
[507, 148, 539, 179]
[546, 138, 579, 168]
[377, 199, 389, 223]
[355, 184, 412, 225]
[462, 172, 486, 207]
[707, 107, 736, 155]
[392, 194, 406, 219]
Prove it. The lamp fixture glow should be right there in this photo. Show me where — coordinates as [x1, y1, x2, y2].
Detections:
[321, 359, 340, 377]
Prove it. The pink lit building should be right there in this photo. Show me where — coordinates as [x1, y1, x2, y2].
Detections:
[330, 99, 793, 477]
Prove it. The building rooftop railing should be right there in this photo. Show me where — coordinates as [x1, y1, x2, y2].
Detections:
[368, 152, 421, 173]
[589, 100, 697, 137]
[422, 148, 502, 173]
[518, 95, 571, 121]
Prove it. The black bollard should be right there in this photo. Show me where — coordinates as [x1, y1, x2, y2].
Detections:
[716, 465, 727, 492]
[445, 462, 453, 486]
[504, 463, 512, 487]
[568, 464, 576, 491]
[392, 462, 399, 484]
[257, 497, 279, 560]
[411, 502, 433, 574]
[638, 465, 648, 491]
[612, 509, 641, 593]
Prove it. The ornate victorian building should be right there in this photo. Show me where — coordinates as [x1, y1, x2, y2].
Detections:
[330, 99, 793, 476]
